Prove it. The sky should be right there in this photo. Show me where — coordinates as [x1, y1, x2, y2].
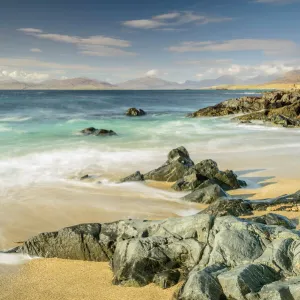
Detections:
[0, 0, 300, 83]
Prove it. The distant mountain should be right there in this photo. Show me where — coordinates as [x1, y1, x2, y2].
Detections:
[117, 76, 181, 90]
[0, 75, 30, 90]
[243, 74, 278, 85]
[270, 70, 300, 84]
[33, 77, 115, 90]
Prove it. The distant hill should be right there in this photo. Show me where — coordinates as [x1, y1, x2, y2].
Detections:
[270, 70, 300, 84]
[117, 76, 181, 90]
[33, 77, 115, 90]
[0, 76, 30, 90]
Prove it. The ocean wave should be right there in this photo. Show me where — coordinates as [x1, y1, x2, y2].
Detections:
[0, 116, 32, 122]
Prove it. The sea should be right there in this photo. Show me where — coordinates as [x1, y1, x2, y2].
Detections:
[0, 90, 300, 251]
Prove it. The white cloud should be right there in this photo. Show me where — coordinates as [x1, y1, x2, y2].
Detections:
[0, 69, 49, 82]
[18, 28, 135, 57]
[145, 69, 159, 76]
[168, 39, 298, 56]
[122, 11, 232, 30]
[30, 48, 42, 53]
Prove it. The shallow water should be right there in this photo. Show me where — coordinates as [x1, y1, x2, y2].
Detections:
[1, 89, 300, 252]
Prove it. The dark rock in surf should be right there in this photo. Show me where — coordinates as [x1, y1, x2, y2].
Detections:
[143, 146, 194, 182]
[80, 127, 117, 136]
[126, 108, 146, 117]
[119, 171, 144, 183]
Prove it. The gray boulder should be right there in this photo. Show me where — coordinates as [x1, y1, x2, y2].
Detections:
[153, 269, 181, 289]
[217, 264, 280, 299]
[182, 183, 227, 204]
[245, 213, 296, 229]
[144, 146, 194, 182]
[177, 264, 226, 300]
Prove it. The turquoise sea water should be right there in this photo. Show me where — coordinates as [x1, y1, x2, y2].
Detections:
[1, 89, 300, 192]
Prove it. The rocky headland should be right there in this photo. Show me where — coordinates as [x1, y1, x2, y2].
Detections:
[188, 90, 300, 128]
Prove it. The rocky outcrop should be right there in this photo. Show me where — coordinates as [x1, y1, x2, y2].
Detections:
[245, 213, 296, 229]
[80, 127, 117, 136]
[126, 108, 146, 116]
[7, 212, 300, 300]
[143, 146, 194, 182]
[188, 90, 300, 128]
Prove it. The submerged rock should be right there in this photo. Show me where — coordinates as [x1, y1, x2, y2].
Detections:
[80, 127, 117, 136]
[143, 146, 194, 182]
[126, 107, 146, 116]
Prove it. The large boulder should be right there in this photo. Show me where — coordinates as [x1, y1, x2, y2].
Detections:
[80, 127, 117, 136]
[217, 264, 280, 299]
[143, 146, 194, 182]
[126, 108, 146, 116]
[201, 198, 253, 217]
[245, 213, 296, 229]
[182, 182, 228, 204]
[177, 264, 226, 300]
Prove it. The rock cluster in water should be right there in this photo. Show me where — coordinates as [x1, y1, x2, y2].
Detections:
[120, 146, 246, 203]
[126, 107, 146, 116]
[80, 127, 117, 136]
[188, 90, 300, 128]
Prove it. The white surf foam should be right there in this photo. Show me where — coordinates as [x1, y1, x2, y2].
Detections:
[0, 116, 32, 122]
[0, 253, 33, 265]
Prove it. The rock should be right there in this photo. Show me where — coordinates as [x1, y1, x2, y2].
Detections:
[126, 108, 146, 116]
[173, 159, 245, 191]
[201, 198, 253, 217]
[119, 171, 144, 183]
[177, 264, 226, 300]
[182, 183, 227, 204]
[153, 269, 181, 289]
[80, 174, 89, 180]
[80, 127, 117, 136]
[217, 264, 280, 299]
[189, 90, 300, 128]
[245, 213, 296, 229]
[112, 236, 205, 287]
[246, 277, 300, 300]
[144, 146, 194, 182]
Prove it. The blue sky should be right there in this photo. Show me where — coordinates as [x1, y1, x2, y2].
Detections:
[0, 0, 300, 83]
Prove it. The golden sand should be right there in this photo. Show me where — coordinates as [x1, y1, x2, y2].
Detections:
[0, 259, 178, 300]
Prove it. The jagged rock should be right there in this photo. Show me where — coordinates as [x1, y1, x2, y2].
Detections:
[143, 146, 194, 182]
[119, 171, 144, 183]
[153, 269, 181, 289]
[189, 90, 300, 128]
[80, 174, 90, 180]
[201, 198, 253, 217]
[182, 183, 227, 204]
[173, 159, 245, 191]
[126, 108, 146, 116]
[217, 264, 280, 299]
[80, 127, 117, 136]
[245, 213, 296, 229]
[246, 277, 300, 300]
[112, 236, 205, 287]
[177, 264, 226, 300]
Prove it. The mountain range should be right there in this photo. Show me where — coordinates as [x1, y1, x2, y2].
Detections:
[0, 70, 300, 90]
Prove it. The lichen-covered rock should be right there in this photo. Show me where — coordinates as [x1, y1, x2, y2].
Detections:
[144, 146, 194, 182]
[126, 108, 146, 116]
[119, 171, 144, 183]
[80, 127, 117, 136]
[153, 269, 181, 289]
[217, 264, 280, 299]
